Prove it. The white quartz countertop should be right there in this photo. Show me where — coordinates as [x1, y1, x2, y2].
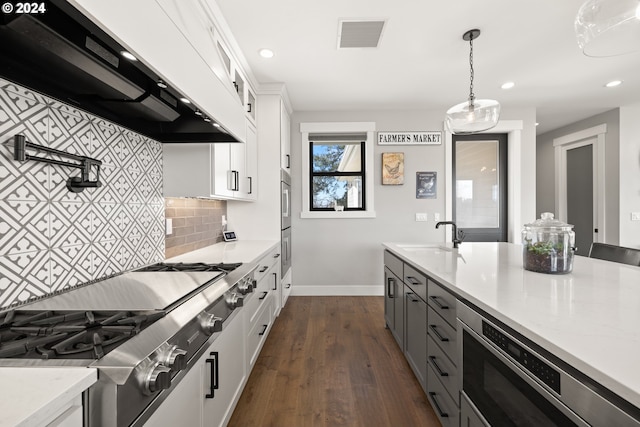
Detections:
[383, 241, 640, 409]
[0, 367, 97, 427]
[166, 240, 279, 264]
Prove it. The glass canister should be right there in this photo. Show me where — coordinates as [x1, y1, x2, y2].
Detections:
[522, 212, 576, 274]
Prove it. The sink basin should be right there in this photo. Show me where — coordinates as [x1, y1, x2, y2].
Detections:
[396, 243, 455, 252]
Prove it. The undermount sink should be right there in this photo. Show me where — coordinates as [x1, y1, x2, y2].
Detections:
[396, 243, 455, 252]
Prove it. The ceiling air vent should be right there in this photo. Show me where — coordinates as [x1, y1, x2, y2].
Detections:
[338, 20, 385, 48]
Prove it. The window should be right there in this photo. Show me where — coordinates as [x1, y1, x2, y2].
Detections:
[310, 140, 365, 211]
[301, 122, 376, 218]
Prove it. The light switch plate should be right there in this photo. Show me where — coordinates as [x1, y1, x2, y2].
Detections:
[632, 212, 640, 221]
[165, 218, 173, 235]
[415, 213, 428, 222]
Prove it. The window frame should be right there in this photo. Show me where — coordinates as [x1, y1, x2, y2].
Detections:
[300, 122, 376, 219]
[309, 140, 366, 211]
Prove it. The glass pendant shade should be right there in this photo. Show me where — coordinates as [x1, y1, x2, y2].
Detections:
[446, 98, 501, 135]
[575, 0, 640, 57]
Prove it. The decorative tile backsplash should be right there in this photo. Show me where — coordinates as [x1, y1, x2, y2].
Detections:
[0, 77, 165, 309]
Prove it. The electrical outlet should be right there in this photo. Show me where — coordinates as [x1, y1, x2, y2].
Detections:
[434, 213, 440, 222]
[632, 212, 640, 221]
[415, 213, 428, 222]
[165, 218, 173, 235]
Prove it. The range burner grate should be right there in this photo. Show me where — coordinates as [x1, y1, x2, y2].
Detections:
[0, 309, 165, 360]
[136, 262, 243, 273]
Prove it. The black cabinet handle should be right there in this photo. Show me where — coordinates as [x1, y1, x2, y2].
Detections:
[259, 324, 268, 336]
[285, 283, 291, 289]
[234, 171, 240, 191]
[429, 324, 449, 342]
[406, 276, 422, 286]
[387, 277, 395, 298]
[205, 351, 219, 399]
[428, 392, 449, 418]
[406, 292, 419, 302]
[273, 253, 281, 258]
[429, 356, 449, 377]
[247, 103, 252, 113]
[259, 266, 269, 273]
[258, 291, 268, 300]
[272, 272, 277, 290]
[286, 154, 290, 169]
[429, 295, 449, 310]
[248, 177, 253, 194]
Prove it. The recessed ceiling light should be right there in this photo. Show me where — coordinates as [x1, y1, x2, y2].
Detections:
[121, 51, 137, 61]
[180, 97, 191, 104]
[156, 79, 168, 89]
[605, 80, 622, 88]
[203, 116, 211, 122]
[259, 48, 274, 58]
[194, 109, 203, 116]
[501, 81, 515, 90]
[213, 122, 221, 128]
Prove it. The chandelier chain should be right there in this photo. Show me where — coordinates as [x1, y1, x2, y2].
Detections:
[469, 37, 475, 102]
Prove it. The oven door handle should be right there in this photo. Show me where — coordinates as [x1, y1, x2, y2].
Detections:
[205, 351, 219, 399]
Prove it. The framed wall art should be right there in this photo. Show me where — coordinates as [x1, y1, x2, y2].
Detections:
[382, 152, 404, 185]
[416, 171, 437, 199]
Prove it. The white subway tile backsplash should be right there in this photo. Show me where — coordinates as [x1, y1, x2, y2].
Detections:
[0, 77, 164, 309]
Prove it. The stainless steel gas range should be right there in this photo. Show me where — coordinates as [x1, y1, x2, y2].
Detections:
[0, 261, 256, 426]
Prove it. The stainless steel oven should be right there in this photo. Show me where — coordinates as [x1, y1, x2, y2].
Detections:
[281, 169, 292, 276]
[457, 302, 640, 427]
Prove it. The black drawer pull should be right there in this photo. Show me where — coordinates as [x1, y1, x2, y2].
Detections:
[406, 276, 422, 286]
[429, 356, 449, 377]
[259, 266, 269, 273]
[205, 351, 219, 399]
[406, 292, 419, 303]
[428, 392, 449, 418]
[429, 324, 449, 342]
[259, 324, 268, 336]
[387, 277, 395, 298]
[429, 295, 449, 310]
[258, 291, 268, 300]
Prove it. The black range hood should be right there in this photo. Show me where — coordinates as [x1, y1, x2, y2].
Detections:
[0, 0, 238, 143]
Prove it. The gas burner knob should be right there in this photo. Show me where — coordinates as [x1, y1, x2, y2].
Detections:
[144, 363, 172, 395]
[237, 279, 253, 295]
[160, 346, 188, 371]
[225, 292, 244, 309]
[199, 312, 223, 335]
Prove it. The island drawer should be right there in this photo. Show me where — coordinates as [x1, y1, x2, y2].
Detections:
[428, 280, 457, 328]
[427, 366, 460, 427]
[428, 305, 457, 365]
[428, 335, 459, 402]
[384, 250, 403, 279]
[404, 264, 427, 301]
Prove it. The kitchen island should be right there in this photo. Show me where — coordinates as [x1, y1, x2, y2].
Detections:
[383, 242, 640, 419]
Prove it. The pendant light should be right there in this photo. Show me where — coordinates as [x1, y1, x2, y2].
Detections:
[575, 0, 640, 57]
[445, 29, 500, 135]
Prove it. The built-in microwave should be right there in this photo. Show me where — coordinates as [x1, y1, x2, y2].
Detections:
[457, 302, 640, 427]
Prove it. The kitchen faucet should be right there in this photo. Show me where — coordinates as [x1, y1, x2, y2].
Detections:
[435, 221, 462, 249]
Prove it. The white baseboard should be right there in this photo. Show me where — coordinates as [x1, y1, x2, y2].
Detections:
[290, 285, 383, 296]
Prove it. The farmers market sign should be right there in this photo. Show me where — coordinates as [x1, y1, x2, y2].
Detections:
[377, 131, 442, 145]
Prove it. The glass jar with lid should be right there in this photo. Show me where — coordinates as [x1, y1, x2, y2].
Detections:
[522, 212, 576, 274]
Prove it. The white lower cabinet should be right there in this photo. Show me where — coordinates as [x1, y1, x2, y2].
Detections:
[47, 396, 83, 427]
[281, 268, 292, 308]
[202, 313, 246, 427]
[246, 294, 273, 368]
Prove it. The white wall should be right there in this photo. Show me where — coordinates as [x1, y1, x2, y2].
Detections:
[619, 102, 640, 248]
[536, 109, 621, 244]
[290, 108, 536, 295]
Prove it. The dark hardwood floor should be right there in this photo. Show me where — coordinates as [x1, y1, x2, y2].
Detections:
[228, 296, 441, 427]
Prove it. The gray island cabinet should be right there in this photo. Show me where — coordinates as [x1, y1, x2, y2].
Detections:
[383, 242, 640, 427]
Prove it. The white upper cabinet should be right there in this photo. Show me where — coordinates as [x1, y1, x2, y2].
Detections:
[280, 100, 291, 170]
[67, 0, 247, 141]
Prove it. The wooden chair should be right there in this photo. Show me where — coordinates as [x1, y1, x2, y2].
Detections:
[588, 242, 640, 266]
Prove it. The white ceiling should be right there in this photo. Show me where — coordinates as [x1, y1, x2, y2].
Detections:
[214, 0, 640, 135]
